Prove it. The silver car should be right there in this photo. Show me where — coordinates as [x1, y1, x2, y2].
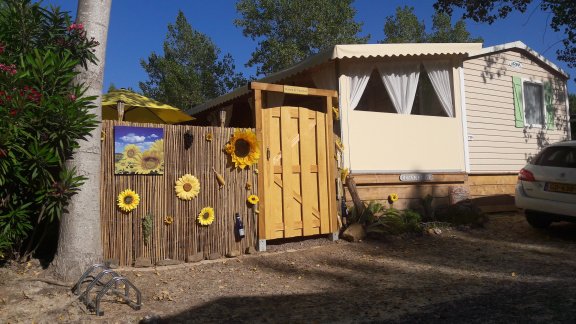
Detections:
[515, 140, 576, 228]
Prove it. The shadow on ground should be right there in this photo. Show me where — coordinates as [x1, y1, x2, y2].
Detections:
[155, 280, 576, 323]
[152, 215, 576, 323]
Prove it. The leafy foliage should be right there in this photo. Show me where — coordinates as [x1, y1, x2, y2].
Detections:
[347, 195, 488, 238]
[366, 208, 423, 236]
[380, 6, 482, 44]
[434, 0, 576, 69]
[419, 194, 436, 222]
[347, 201, 384, 226]
[347, 201, 422, 236]
[0, 0, 98, 260]
[381, 6, 427, 43]
[140, 11, 246, 110]
[428, 10, 484, 43]
[235, 0, 369, 76]
[435, 200, 488, 227]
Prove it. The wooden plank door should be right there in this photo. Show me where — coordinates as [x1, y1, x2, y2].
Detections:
[262, 106, 331, 239]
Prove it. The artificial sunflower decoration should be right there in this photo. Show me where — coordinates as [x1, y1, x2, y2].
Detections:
[388, 193, 399, 204]
[117, 189, 140, 212]
[335, 138, 344, 152]
[164, 215, 174, 225]
[197, 207, 215, 226]
[175, 174, 200, 200]
[224, 129, 260, 169]
[205, 133, 213, 141]
[134, 150, 164, 174]
[122, 144, 141, 160]
[340, 168, 349, 183]
[247, 194, 259, 205]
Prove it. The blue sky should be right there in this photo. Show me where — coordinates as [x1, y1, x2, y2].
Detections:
[114, 125, 163, 154]
[44, 0, 575, 94]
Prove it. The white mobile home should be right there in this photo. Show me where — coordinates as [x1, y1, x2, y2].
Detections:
[188, 42, 570, 239]
[463, 42, 570, 204]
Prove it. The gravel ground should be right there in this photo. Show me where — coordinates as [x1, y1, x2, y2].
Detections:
[2, 212, 576, 323]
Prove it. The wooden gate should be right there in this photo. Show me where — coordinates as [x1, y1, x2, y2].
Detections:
[253, 83, 338, 240]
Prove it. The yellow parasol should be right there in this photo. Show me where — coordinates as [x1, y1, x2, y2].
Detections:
[101, 89, 194, 124]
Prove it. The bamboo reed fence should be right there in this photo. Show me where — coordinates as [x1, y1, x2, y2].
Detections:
[100, 120, 258, 266]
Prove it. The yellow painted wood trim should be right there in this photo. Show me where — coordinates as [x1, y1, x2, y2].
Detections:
[251, 82, 337, 98]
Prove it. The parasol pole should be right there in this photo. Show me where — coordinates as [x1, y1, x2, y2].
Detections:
[117, 100, 125, 121]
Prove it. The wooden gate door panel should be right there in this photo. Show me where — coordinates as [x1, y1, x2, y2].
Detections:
[263, 106, 331, 239]
[266, 107, 284, 239]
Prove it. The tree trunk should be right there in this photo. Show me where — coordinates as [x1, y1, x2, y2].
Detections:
[345, 176, 365, 216]
[52, 0, 112, 281]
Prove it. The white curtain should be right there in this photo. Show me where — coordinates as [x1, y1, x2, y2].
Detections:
[343, 62, 375, 110]
[312, 64, 337, 90]
[376, 62, 420, 114]
[423, 60, 454, 117]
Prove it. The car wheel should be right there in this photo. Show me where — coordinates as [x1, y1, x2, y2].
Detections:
[525, 212, 552, 229]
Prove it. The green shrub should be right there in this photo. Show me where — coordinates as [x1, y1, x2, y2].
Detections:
[435, 200, 487, 227]
[347, 201, 384, 225]
[419, 194, 435, 222]
[347, 201, 423, 236]
[366, 208, 422, 236]
[0, 0, 99, 260]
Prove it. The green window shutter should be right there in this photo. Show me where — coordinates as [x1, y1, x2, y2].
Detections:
[512, 76, 524, 128]
[544, 81, 555, 130]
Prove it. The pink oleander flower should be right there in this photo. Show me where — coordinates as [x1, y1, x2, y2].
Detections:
[0, 63, 17, 75]
[20, 86, 41, 104]
[67, 23, 84, 32]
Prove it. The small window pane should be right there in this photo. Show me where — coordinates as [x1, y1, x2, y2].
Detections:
[356, 69, 396, 113]
[355, 64, 452, 117]
[412, 69, 448, 117]
[524, 82, 543, 125]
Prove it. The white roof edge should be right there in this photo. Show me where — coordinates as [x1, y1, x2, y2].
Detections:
[332, 42, 482, 59]
[467, 41, 569, 78]
[189, 42, 483, 116]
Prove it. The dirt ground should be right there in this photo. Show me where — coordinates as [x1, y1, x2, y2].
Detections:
[2, 212, 576, 323]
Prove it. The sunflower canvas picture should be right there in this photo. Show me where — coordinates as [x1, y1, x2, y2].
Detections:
[114, 126, 164, 175]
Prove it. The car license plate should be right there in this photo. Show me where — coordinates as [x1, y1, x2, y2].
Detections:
[546, 182, 576, 194]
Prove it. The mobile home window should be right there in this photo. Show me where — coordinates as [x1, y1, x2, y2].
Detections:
[355, 65, 451, 117]
[523, 81, 544, 126]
